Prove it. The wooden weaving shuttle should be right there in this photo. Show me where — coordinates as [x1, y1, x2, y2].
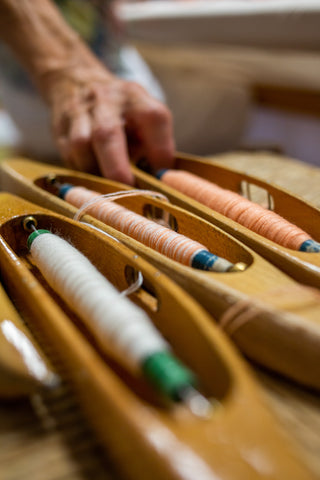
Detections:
[1, 158, 320, 390]
[132, 152, 320, 289]
[0, 192, 315, 480]
[0, 281, 58, 398]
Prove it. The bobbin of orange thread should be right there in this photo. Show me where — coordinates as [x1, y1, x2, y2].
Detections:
[57, 183, 243, 274]
[157, 169, 320, 252]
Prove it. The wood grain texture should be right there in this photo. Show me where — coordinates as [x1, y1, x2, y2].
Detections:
[210, 151, 320, 477]
[0, 154, 319, 479]
[2, 159, 320, 390]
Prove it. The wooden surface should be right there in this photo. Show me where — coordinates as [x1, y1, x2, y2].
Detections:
[0, 152, 320, 479]
[210, 151, 320, 476]
[209, 150, 320, 208]
[133, 152, 320, 291]
[3, 158, 320, 391]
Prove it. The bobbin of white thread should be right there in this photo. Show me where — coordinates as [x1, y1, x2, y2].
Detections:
[75, 221, 144, 297]
[27, 228, 214, 414]
[29, 232, 168, 371]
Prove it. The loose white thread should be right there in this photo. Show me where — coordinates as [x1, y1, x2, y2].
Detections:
[73, 189, 170, 223]
[68, 187, 216, 267]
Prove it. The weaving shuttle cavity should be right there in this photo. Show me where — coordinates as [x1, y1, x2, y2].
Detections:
[0, 191, 317, 480]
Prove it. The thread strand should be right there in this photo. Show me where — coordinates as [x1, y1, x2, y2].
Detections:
[26, 226, 212, 413]
[57, 184, 237, 272]
[157, 170, 320, 252]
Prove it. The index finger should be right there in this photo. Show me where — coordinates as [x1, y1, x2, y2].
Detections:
[91, 105, 134, 185]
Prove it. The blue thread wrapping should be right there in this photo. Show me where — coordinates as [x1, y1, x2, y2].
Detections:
[59, 184, 74, 199]
[156, 169, 168, 180]
[299, 239, 320, 253]
[191, 250, 221, 271]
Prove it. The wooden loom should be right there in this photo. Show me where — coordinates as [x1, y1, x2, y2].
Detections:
[133, 152, 320, 289]
[0, 192, 316, 480]
[0, 281, 57, 398]
[1, 158, 320, 392]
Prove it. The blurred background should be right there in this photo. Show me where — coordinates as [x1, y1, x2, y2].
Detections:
[1, 0, 320, 166]
[118, 0, 320, 165]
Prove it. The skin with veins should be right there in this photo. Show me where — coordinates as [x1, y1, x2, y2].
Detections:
[0, 0, 175, 184]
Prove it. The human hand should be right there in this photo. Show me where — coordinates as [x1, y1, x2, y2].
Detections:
[0, 0, 174, 184]
[43, 63, 175, 185]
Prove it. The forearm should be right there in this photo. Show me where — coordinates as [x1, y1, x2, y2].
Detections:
[0, 0, 111, 99]
[0, 0, 174, 183]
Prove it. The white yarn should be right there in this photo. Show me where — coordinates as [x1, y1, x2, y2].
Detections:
[68, 221, 144, 297]
[30, 233, 168, 369]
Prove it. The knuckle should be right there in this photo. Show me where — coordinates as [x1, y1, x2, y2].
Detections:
[141, 104, 171, 126]
[92, 123, 119, 143]
[126, 81, 144, 97]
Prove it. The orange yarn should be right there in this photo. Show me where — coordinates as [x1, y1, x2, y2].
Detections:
[65, 186, 207, 266]
[160, 170, 311, 250]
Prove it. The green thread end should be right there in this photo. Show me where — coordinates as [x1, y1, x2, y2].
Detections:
[142, 351, 196, 401]
[27, 230, 51, 250]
